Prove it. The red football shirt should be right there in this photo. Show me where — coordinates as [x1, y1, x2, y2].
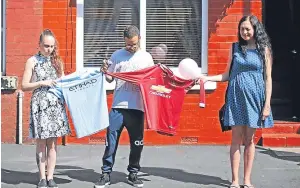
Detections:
[107, 64, 205, 135]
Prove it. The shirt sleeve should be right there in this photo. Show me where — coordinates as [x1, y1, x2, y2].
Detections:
[147, 52, 155, 67]
[107, 53, 117, 73]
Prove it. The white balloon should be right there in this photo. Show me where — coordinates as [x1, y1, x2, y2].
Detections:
[150, 46, 166, 60]
[158, 44, 168, 54]
[178, 58, 200, 79]
[173, 69, 185, 79]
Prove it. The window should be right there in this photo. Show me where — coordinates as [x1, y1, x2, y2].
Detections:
[146, 0, 202, 67]
[83, 0, 140, 67]
[76, 0, 211, 89]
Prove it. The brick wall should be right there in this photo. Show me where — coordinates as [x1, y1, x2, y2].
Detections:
[2, 0, 43, 143]
[1, 0, 263, 144]
[43, 0, 76, 75]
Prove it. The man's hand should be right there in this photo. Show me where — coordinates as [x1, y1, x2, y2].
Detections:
[100, 59, 114, 83]
[100, 59, 109, 73]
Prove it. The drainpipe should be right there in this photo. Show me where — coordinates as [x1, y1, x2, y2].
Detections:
[17, 91, 24, 144]
[1, 0, 6, 75]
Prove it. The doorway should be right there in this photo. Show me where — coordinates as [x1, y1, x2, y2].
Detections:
[263, 0, 300, 121]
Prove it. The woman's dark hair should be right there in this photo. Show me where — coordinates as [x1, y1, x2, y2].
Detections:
[39, 29, 63, 76]
[238, 15, 272, 64]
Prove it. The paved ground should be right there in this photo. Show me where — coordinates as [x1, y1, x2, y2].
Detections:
[1, 144, 300, 188]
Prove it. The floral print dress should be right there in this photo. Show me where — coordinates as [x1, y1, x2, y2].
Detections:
[29, 54, 70, 139]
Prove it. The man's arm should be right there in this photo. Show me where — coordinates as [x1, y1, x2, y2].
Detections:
[101, 59, 114, 83]
[105, 74, 114, 83]
[147, 52, 155, 67]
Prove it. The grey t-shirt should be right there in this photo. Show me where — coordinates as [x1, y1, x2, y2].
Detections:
[108, 48, 154, 112]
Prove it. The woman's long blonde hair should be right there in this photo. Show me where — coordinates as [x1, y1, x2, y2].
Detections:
[39, 29, 63, 77]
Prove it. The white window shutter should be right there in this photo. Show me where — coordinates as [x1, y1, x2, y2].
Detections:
[146, 0, 202, 67]
[84, 0, 140, 67]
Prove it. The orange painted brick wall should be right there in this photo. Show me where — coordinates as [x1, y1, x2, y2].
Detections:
[1, 0, 263, 144]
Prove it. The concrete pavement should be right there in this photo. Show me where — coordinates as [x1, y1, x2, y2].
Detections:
[1, 144, 300, 188]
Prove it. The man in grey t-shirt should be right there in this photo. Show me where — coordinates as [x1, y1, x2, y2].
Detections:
[95, 25, 154, 188]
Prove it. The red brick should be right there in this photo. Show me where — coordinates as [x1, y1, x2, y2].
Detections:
[294, 125, 300, 134]
[250, 2, 262, 9]
[226, 8, 245, 14]
[286, 135, 300, 147]
[214, 22, 238, 29]
[2, 0, 43, 143]
[44, 8, 76, 16]
[208, 49, 230, 58]
[7, 1, 26, 9]
[263, 125, 295, 134]
[44, 1, 59, 9]
[58, 1, 69, 8]
[216, 28, 237, 36]
[262, 136, 287, 147]
[262, 133, 300, 147]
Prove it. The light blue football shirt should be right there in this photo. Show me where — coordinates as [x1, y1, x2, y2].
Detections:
[49, 70, 109, 138]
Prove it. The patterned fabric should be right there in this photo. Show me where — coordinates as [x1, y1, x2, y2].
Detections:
[29, 54, 70, 139]
[224, 43, 274, 128]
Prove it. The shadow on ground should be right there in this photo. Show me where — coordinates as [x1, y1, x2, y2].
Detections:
[257, 147, 300, 163]
[1, 168, 71, 186]
[55, 165, 128, 185]
[2, 165, 230, 187]
[1, 165, 127, 186]
[141, 167, 231, 187]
